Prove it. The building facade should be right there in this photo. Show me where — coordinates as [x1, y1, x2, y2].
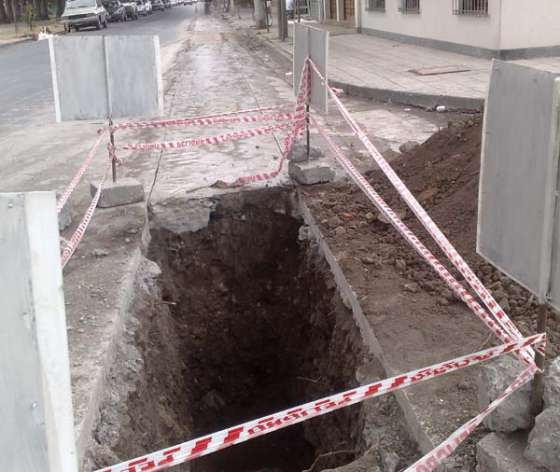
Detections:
[328, 0, 560, 58]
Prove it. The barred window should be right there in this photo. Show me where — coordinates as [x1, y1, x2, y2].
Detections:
[399, 0, 420, 14]
[453, 0, 488, 16]
[366, 0, 385, 11]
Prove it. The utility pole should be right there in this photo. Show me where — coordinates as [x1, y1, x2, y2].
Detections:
[254, 0, 266, 29]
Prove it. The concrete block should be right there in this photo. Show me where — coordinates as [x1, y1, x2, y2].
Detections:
[290, 143, 324, 163]
[477, 432, 546, 472]
[525, 407, 560, 471]
[91, 178, 144, 208]
[544, 356, 560, 409]
[478, 356, 532, 432]
[56, 191, 72, 231]
[289, 160, 335, 185]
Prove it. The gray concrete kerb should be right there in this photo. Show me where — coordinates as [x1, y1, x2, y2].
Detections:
[91, 177, 145, 208]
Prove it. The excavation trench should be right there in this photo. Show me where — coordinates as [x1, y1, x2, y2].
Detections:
[91, 189, 416, 472]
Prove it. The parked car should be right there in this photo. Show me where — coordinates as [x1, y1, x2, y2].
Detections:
[135, 0, 147, 14]
[62, 0, 108, 31]
[145, 0, 152, 13]
[122, 1, 139, 18]
[163, 0, 171, 8]
[152, 0, 164, 10]
[102, 0, 126, 21]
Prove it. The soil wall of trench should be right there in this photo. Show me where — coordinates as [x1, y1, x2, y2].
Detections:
[86, 188, 418, 472]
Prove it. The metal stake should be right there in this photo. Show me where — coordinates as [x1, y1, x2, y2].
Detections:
[530, 303, 548, 417]
[109, 117, 117, 183]
[306, 103, 310, 159]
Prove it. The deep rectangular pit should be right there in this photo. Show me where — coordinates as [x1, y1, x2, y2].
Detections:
[89, 189, 418, 472]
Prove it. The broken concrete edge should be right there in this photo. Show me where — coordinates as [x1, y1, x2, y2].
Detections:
[289, 160, 336, 186]
[75, 247, 144, 464]
[476, 432, 547, 472]
[297, 193, 436, 454]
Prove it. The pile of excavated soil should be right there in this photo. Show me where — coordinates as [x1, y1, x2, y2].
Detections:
[306, 118, 560, 358]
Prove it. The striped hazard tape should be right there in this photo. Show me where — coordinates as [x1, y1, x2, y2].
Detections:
[120, 122, 295, 151]
[95, 333, 544, 472]
[307, 59, 534, 366]
[57, 131, 106, 214]
[311, 116, 533, 367]
[61, 164, 110, 268]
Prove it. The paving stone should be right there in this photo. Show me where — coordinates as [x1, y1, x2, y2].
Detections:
[476, 432, 546, 472]
[525, 406, 560, 471]
[478, 356, 532, 432]
[288, 160, 335, 185]
[90, 178, 145, 208]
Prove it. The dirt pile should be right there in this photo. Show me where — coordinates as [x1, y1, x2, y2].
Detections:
[307, 118, 560, 358]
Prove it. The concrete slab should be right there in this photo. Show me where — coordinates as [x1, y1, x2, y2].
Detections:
[91, 178, 145, 208]
[476, 433, 546, 472]
[289, 160, 335, 185]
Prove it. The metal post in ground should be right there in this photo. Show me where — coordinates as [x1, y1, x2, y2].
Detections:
[530, 303, 548, 417]
[0, 191, 78, 472]
[109, 117, 117, 183]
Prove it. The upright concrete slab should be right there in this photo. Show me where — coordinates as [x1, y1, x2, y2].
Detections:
[293, 23, 329, 114]
[49, 36, 163, 122]
[477, 61, 560, 306]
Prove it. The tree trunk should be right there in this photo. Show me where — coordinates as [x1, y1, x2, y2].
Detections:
[39, 0, 48, 19]
[0, 0, 8, 22]
[5, 0, 14, 22]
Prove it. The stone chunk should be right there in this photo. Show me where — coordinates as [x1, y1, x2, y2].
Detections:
[544, 356, 560, 409]
[289, 161, 335, 185]
[525, 407, 560, 471]
[289, 143, 324, 163]
[90, 178, 144, 208]
[477, 432, 546, 472]
[478, 356, 532, 432]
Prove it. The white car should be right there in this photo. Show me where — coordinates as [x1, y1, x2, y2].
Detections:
[135, 0, 147, 14]
[62, 0, 109, 31]
[145, 0, 152, 13]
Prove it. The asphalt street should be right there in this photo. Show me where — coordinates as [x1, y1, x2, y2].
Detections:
[0, 4, 196, 134]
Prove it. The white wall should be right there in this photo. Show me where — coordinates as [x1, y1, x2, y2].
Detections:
[500, 0, 560, 50]
[360, 0, 501, 51]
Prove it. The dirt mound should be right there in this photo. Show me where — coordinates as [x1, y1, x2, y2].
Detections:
[302, 117, 560, 470]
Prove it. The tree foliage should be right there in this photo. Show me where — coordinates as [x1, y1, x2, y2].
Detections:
[0, 0, 65, 22]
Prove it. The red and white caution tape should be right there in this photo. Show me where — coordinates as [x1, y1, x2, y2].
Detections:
[405, 363, 537, 471]
[57, 132, 106, 214]
[111, 111, 302, 132]
[61, 165, 110, 268]
[228, 62, 311, 187]
[311, 116, 534, 367]
[95, 333, 544, 472]
[308, 59, 534, 365]
[110, 105, 292, 132]
[121, 123, 296, 151]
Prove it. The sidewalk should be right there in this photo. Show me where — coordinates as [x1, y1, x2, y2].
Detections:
[229, 11, 560, 110]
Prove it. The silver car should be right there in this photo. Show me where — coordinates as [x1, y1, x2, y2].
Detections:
[62, 0, 109, 31]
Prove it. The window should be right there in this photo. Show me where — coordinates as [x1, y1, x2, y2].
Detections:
[453, 0, 488, 16]
[399, 0, 420, 14]
[366, 0, 385, 11]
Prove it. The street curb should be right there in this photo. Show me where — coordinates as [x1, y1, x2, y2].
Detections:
[329, 79, 484, 112]
[238, 20, 485, 112]
[0, 36, 33, 49]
